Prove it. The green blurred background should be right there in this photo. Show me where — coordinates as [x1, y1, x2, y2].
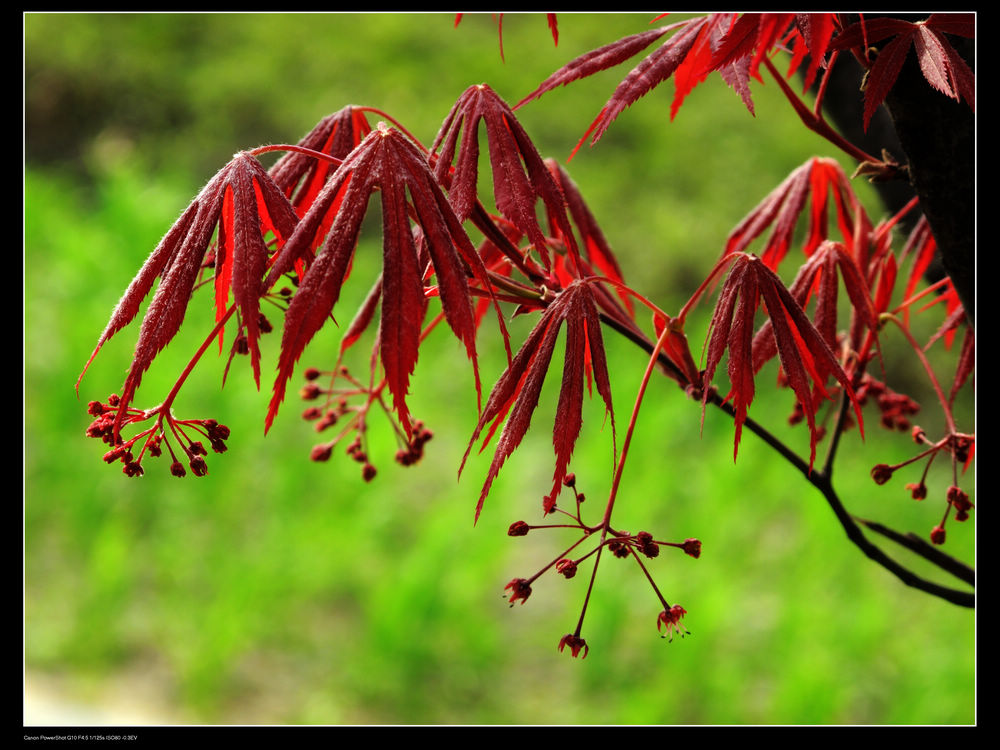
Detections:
[25, 13, 974, 725]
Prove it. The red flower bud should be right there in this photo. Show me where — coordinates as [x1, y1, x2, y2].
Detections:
[682, 538, 702, 558]
[508, 521, 530, 537]
[870, 464, 893, 485]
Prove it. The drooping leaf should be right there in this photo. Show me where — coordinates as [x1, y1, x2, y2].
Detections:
[701, 253, 862, 466]
[573, 16, 709, 154]
[750, 240, 881, 373]
[269, 105, 372, 218]
[515, 23, 679, 110]
[463, 281, 615, 523]
[671, 14, 750, 119]
[544, 159, 636, 321]
[267, 124, 495, 437]
[431, 83, 578, 270]
[723, 157, 858, 270]
[79, 152, 299, 434]
[791, 13, 837, 91]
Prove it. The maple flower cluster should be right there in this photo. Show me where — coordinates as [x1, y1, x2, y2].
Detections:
[85, 394, 229, 478]
[870, 426, 974, 545]
[504, 475, 699, 658]
[299, 364, 434, 482]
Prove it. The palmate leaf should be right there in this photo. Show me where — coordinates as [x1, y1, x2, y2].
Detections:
[750, 240, 880, 375]
[79, 152, 299, 433]
[723, 157, 861, 270]
[266, 123, 496, 437]
[516, 13, 836, 156]
[702, 253, 862, 466]
[463, 280, 614, 523]
[431, 83, 577, 271]
[831, 14, 974, 131]
[269, 105, 372, 219]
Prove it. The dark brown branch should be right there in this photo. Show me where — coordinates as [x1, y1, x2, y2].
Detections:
[854, 516, 975, 587]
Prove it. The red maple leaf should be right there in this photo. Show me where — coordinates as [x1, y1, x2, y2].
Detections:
[567, 16, 710, 156]
[431, 83, 578, 271]
[723, 157, 861, 270]
[269, 105, 372, 219]
[79, 152, 299, 433]
[701, 253, 862, 466]
[266, 123, 496, 437]
[750, 240, 881, 375]
[544, 159, 636, 323]
[463, 280, 615, 523]
[831, 14, 974, 131]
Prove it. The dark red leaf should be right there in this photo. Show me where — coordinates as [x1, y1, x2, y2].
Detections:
[924, 13, 975, 38]
[515, 23, 678, 110]
[751, 241, 880, 371]
[792, 13, 837, 90]
[267, 124, 495, 437]
[578, 16, 708, 151]
[463, 281, 615, 523]
[723, 157, 858, 270]
[431, 83, 578, 270]
[80, 153, 299, 436]
[832, 16, 975, 130]
[269, 106, 372, 219]
[702, 253, 862, 466]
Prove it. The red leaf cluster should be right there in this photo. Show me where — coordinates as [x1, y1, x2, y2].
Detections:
[431, 83, 578, 271]
[701, 253, 862, 466]
[463, 281, 615, 523]
[266, 123, 495, 436]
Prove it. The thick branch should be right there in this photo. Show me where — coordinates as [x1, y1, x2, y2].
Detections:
[848, 13, 976, 325]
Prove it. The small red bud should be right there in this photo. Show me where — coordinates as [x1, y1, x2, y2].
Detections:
[508, 521, 530, 537]
[190, 456, 208, 477]
[558, 633, 588, 658]
[870, 464, 894, 485]
[682, 538, 702, 558]
[504, 578, 532, 606]
[555, 559, 578, 579]
[930, 525, 946, 545]
[310, 444, 333, 462]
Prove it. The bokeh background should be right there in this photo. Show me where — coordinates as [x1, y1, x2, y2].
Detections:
[25, 13, 974, 725]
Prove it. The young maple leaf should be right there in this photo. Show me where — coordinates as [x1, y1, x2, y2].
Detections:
[515, 21, 680, 112]
[79, 152, 299, 434]
[831, 14, 974, 131]
[266, 123, 496, 437]
[750, 241, 880, 376]
[563, 16, 711, 155]
[269, 105, 372, 218]
[701, 253, 862, 466]
[462, 280, 615, 523]
[543, 159, 636, 322]
[723, 157, 861, 271]
[430, 83, 577, 271]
